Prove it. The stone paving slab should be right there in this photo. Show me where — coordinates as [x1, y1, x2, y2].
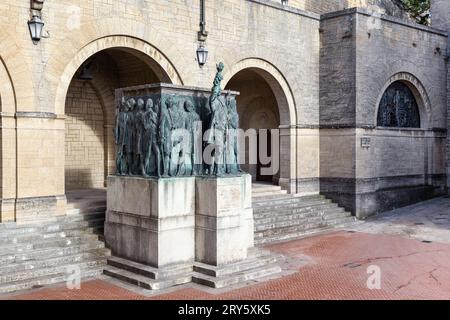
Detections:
[350, 196, 450, 245]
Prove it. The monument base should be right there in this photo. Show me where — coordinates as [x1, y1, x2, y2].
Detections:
[195, 174, 254, 266]
[104, 175, 195, 268]
[104, 174, 282, 290]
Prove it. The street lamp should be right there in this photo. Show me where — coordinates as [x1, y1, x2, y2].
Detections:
[28, 15, 44, 43]
[196, 44, 208, 67]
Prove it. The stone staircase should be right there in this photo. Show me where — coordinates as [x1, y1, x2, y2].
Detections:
[252, 183, 359, 245]
[0, 184, 358, 294]
[0, 194, 109, 295]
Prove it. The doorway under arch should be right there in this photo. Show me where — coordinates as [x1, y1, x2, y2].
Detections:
[225, 68, 281, 184]
[64, 47, 172, 191]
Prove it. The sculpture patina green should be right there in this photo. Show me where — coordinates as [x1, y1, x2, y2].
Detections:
[113, 62, 242, 178]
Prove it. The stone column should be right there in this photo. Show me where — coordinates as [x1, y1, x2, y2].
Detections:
[278, 125, 297, 193]
[15, 113, 67, 223]
[195, 174, 253, 266]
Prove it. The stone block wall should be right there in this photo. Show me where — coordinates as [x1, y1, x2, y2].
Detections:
[0, 0, 322, 221]
[320, 8, 448, 218]
[277, 0, 407, 18]
[431, 0, 450, 192]
[65, 79, 105, 190]
[0, 0, 447, 221]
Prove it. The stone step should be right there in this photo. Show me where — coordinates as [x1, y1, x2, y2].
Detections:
[254, 220, 361, 245]
[255, 215, 357, 237]
[251, 185, 283, 193]
[0, 234, 101, 254]
[191, 263, 282, 289]
[252, 195, 329, 208]
[106, 256, 193, 280]
[254, 207, 349, 226]
[254, 201, 342, 217]
[252, 188, 287, 196]
[0, 241, 106, 266]
[0, 218, 105, 237]
[0, 265, 105, 295]
[252, 190, 287, 198]
[252, 183, 281, 188]
[193, 249, 284, 277]
[253, 199, 333, 214]
[255, 217, 359, 243]
[65, 200, 106, 211]
[66, 206, 106, 216]
[0, 227, 104, 246]
[0, 248, 110, 275]
[254, 213, 354, 233]
[0, 256, 107, 284]
[103, 265, 192, 290]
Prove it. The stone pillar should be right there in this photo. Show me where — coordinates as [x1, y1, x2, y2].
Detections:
[195, 174, 253, 266]
[105, 176, 196, 267]
[278, 126, 297, 193]
[431, 0, 450, 193]
[15, 113, 67, 223]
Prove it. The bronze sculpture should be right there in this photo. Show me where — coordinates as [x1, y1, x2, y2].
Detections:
[113, 62, 243, 178]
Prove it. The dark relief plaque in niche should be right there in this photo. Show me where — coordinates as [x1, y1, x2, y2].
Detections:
[377, 81, 420, 128]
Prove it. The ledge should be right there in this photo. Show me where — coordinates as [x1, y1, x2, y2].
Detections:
[116, 82, 240, 96]
[321, 7, 448, 37]
[15, 112, 57, 119]
[246, 0, 320, 21]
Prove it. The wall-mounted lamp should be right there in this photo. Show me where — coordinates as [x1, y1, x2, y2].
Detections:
[28, 1, 45, 44]
[196, 44, 209, 67]
[78, 60, 94, 80]
[28, 14, 44, 43]
[196, 0, 209, 67]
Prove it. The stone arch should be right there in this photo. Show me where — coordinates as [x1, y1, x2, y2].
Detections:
[0, 58, 16, 114]
[54, 35, 183, 116]
[374, 72, 432, 129]
[0, 57, 18, 221]
[63, 44, 174, 190]
[223, 58, 297, 192]
[0, 31, 34, 113]
[223, 58, 297, 127]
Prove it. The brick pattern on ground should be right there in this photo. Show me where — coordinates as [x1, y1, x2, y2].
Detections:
[4, 231, 450, 300]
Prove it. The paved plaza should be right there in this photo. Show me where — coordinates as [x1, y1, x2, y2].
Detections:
[3, 196, 450, 300]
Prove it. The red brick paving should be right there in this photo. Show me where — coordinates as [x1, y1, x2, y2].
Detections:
[4, 231, 450, 300]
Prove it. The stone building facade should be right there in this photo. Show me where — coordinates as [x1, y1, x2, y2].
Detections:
[0, 0, 448, 222]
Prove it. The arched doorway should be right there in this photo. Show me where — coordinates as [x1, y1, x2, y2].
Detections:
[225, 68, 281, 184]
[64, 48, 172, 191]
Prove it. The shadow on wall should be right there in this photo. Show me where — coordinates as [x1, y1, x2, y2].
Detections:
[65, 168, 105, 191]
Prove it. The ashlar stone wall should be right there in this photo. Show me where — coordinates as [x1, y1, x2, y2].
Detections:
[278, 0, 407, 18]
[65, 79, 105, 190]
[431, 0, 450, 192]
[320, 8, 448, 217]
[0, 0, 321, 221]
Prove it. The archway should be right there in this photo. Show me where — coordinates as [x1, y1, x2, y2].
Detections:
[225, 68, 284, 185]
[374, 72, 431, 129]
[64, 47, 172, 191]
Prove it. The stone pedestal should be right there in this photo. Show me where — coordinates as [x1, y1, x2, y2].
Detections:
[105, 175, 195, 268]
[195, 174, 254, 266]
